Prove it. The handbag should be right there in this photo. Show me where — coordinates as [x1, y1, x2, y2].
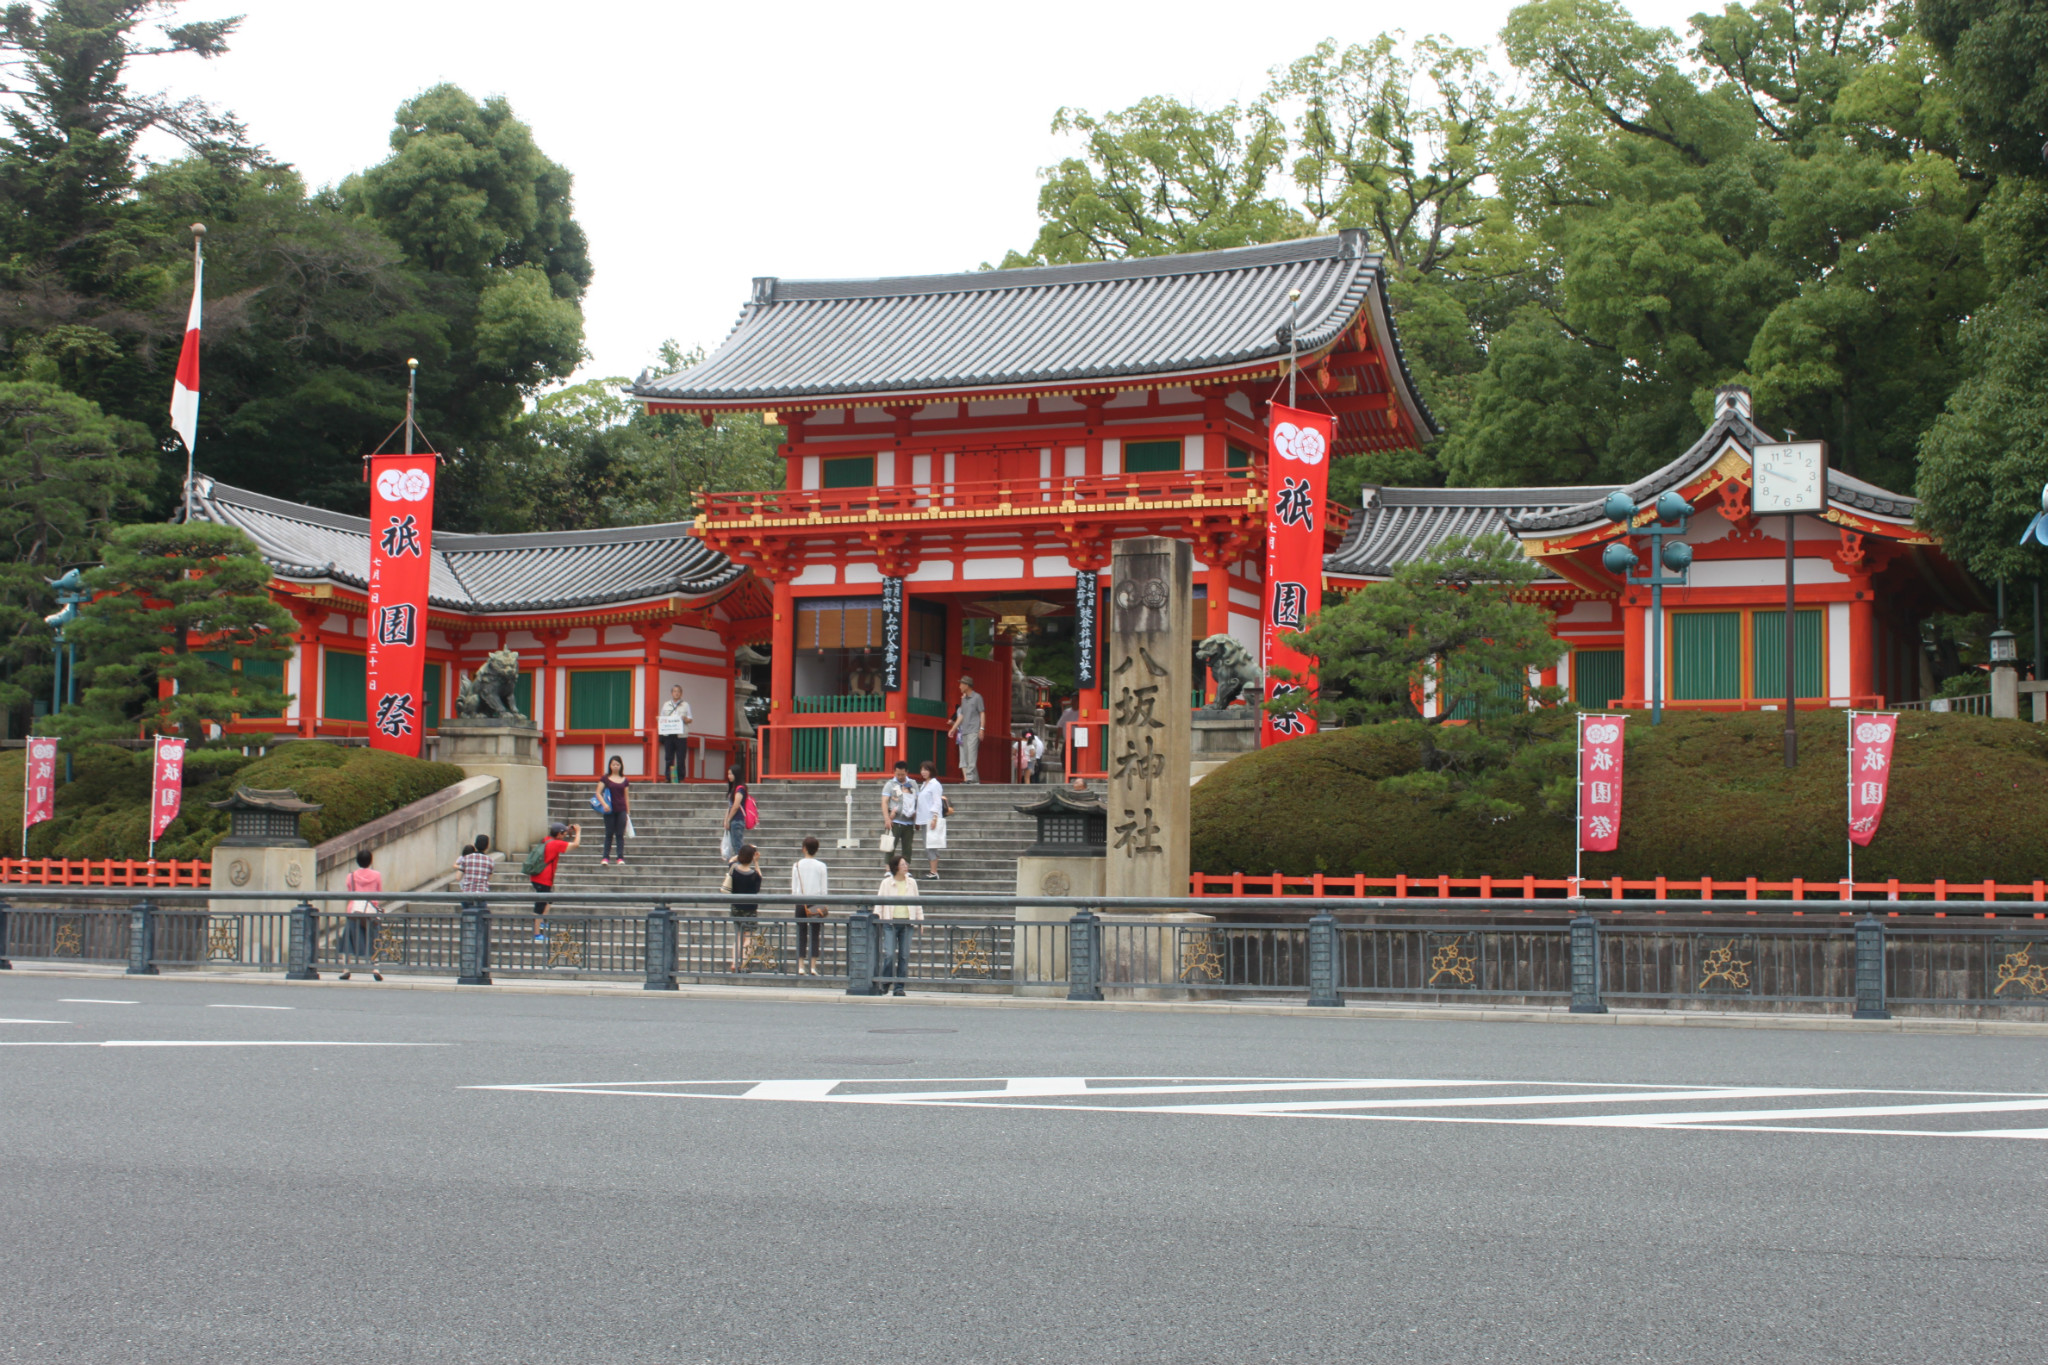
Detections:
[719, 868, 733, 893]
[625, 815, 636, 839]
[880, 831, 896, 853]
[589, 791, 610, 815]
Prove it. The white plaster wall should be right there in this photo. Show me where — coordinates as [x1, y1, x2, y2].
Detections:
[792, 563, 836, 586]
[844, 561, 882, 584]
[1229, 611, 1259, 657]
[964, 558, 1025, 579]
[1686, 558, 1848, 588]
[1829, 601, 1851, 700]
[801, 456, 820, 490]
[566, 629, 597, 647]
[555, 743, 595, 776]
[908, 561, 954, 581]
[1064, 446, 1085, 477]
[1185, 434, 1205, 470]
[877, 451, 894, 484]
[1556, 600, 1614, 624]
[1102, 439, 1121, 475]
[1033, 555, 1074, 578]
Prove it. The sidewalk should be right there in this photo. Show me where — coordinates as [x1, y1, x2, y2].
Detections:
[7, 962, 2046, 1034]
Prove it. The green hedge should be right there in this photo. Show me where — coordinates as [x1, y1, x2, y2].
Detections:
[0, 741, 465, 861]
[1191, 711, 2048, 884]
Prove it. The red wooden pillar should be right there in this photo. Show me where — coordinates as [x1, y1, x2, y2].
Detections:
[770, 575, 795, 777]
[943, 597, 964, 778]
[637, 623, 666, 777]
[1622, 593, 1647, 706]
[537, 627, 567, 775]
[1848, 586, 1877, 703]
[290, 604, 318, 738]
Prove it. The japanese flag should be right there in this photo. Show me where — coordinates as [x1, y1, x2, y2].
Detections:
[169, 249, 201, 455]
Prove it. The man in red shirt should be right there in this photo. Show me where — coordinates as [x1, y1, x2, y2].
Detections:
[530, 821, 580, 941]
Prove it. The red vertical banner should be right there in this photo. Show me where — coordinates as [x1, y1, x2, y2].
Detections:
[150, 736, 186, 848]
[1847, 711, 1900, 847]
[365, 453, 437, 756]
[1577, 714, 1627, 852]
[22, 736, 57, 846]
[1259, 403, 1334, 747]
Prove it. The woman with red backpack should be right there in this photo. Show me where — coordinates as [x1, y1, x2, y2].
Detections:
[722, 764, 755, 860]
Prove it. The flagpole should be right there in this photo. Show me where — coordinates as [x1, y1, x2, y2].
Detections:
[1573, 712, 1584, 896]
[181, 224, 203, 523]
[1287, 288, 1300, 408]
[1845, 710, 1854, 890]
[404, 357, 418, 455]
[148, 736, 158, 863]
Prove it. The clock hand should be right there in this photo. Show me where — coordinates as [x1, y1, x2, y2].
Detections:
[1763, 467, 1795, 484]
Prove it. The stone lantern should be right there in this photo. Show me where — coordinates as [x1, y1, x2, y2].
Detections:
[208, 786, 322, 916]
[1011, 787, 1106, 996]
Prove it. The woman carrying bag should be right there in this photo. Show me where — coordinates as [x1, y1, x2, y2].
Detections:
[593, 756, 632, 865]
[340, 848, 384, 982]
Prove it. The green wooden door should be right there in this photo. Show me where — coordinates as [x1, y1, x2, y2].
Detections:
[1751, 610, 1823, 699]
[1671, 612, 1741, 699]
[568, 669, 633, 729]
[1574, 650, 1625, 709]
[322, 650, 367, 721]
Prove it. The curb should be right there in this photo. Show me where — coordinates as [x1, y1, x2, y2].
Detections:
[6, 963, 2046, 1035]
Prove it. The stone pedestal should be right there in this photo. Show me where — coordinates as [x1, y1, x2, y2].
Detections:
[440, 720, 548, 855]
[1992, 666, 2020, 720]
[1105, 537, 1192, 901]
[209, 843, 314, 917]
[1190, 709, 1259, 784]
[1013, 854, 1103, 997]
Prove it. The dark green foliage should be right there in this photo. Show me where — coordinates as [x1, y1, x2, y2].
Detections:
[52, 520, 295, 742]
[1271, 533, 1564, 727]
[1193, 710, 2048, 882]
[0, 740, 463, 860]
[0, 379, 152, 715]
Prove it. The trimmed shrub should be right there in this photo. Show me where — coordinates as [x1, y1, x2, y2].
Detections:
[1192, 710, 2048, 884]
[0, 741, 464, 860]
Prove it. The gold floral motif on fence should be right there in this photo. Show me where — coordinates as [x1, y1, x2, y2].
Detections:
[546, 928, 584, 969]
[1427, 937, 1477, 987]
[1994, 945, 2048, 997]
[1698, 943, 1752, 992]
[206, 917, 240, 961]
[950, 931, 994, 978]
[1180, 931, 1225, 984]
[371, 924, 404, 963]
[53, 919, 81, 957]
[739, 930, 781, 973]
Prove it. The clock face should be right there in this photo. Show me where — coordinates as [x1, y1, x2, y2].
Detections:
[1750, 440, 1828, 515]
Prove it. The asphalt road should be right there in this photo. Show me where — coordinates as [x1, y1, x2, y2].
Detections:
[3, 974, 2044, 1364]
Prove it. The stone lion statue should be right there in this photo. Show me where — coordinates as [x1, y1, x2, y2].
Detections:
[456, 648, 527, 721]
[1195, 634, 1261, 710]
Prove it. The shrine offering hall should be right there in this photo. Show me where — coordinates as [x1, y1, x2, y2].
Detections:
[191, 233, 1970, 781]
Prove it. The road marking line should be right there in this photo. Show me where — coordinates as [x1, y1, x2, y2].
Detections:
[207, 1004, 294, 1010]
[0, 1018, 69, 1025]
[1004, 1077, 1089, 1096]
[97, 1041, 448, 1048]
[1157, 1087, 1845, 1115]
[60, 999, 136, 1005]
[743, 1079, 841, 1100]
[1526, 1098, 2048, 1127]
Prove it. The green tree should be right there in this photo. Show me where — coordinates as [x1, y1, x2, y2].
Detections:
[54, 521, 294, 742]
[0, 380, 151, 725]
[1269, 533, 1571, 823]
[1001, 97, 1306, 266]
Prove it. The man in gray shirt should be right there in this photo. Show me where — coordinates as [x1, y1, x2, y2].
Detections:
[949, 676, 985, 783]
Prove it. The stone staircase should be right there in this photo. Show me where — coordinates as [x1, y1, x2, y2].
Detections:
[492, 779, 1098, 914]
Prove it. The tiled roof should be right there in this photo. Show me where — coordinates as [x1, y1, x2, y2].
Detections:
[1325, 485, 1612, 580]
[187, 477, 744, 614]
[633, 230, 1438, 436]
[1507, 394, 1917, 535]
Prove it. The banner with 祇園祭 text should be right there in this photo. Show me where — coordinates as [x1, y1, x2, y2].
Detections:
[21, 736, 57, 851]
[1577, 714, 1627, 861]
[365, 453, 437, 756]
[149, 736, 186, 857]
[1259, 404, 1333, 748]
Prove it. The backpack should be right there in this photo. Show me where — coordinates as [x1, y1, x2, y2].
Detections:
[742, 793, 759, 829]
[521, 842, 548, 877]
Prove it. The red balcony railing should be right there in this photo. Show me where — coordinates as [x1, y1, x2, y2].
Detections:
[699, 468, 1259, 527]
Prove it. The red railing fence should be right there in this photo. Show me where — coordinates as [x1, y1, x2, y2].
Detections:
[1188, 872, 2048, 916]
[2, 858, 211, 888]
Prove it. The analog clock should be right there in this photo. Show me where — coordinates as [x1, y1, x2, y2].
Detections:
[1749, 440, 1829, 516]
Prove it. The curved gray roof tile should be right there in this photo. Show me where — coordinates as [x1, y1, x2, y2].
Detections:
[1326, 486, 1613, 579]
[188, 478, 743, 614]
[633, 231, 1439, 437]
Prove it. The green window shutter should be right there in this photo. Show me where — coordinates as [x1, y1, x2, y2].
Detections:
[1226, 445, 1251, 471]
[568, 669, 633, 730]
[1751, 610, 1824, 699]
[239, 655, 285, 719]
[1574, 650, 1625, 708]
[1671, 613, 1741, 699]
[515, 671, 533, 719]
[422, 664, 442, 731]
[822, 455, 874, 489]
[1124, 440, 1181, 473]
[322, 650, 367, 722]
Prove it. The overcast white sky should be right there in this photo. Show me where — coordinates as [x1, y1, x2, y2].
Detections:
[157, 0, 1706, 384]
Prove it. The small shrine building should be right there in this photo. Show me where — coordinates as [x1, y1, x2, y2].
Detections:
[195, 233, 1971, 779]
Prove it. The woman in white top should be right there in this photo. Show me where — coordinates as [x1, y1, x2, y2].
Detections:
[874, 853, 922, 997]
[790, 835, 830, 976]
[915, 760, 946, 881]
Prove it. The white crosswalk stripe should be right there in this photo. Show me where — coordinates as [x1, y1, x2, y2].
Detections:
[468, 1075, 2048, 1141]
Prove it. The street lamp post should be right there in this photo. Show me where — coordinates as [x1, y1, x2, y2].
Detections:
[1601, 490, 1694, 726]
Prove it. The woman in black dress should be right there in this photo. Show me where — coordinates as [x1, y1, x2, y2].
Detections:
[727, 842, 763, 971]
[595, 756, 630, 865]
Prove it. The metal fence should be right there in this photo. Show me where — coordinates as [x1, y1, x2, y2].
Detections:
[2, 891, 2045, 1018]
